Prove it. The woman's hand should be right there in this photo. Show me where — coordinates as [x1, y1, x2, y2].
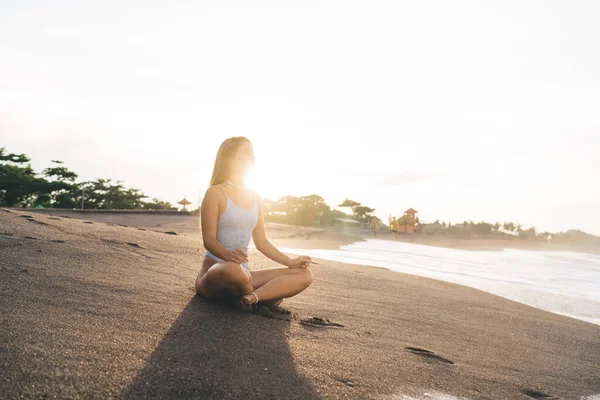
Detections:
[288, 256, 311, 269]
[227, 248, 249, 265]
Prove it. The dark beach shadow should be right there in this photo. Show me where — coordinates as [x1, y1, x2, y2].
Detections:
[124, 296, 317, 399]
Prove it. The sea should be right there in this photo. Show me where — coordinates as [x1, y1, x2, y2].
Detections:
[280, 239, 600, 326]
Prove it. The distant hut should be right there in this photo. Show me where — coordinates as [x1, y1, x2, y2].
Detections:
[177, 198, 191, 212]
[397, 208, 418, 233]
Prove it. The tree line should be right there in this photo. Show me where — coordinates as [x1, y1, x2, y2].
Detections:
[0, 148, 173, 210]
[262, 195, 376, 226]
[448, 220, 538, 238]
[6, 147, 587, 241]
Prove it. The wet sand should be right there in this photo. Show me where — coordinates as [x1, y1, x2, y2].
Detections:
[1, 209, 599, 399]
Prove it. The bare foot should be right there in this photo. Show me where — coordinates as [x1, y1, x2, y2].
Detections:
[243, 296, 282, 307]
[242, 293, 259, 306]
[235, 296, 253, 312]
[264, 298, 283, 307]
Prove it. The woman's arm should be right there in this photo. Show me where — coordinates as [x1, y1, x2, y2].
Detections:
[201, 186, 248, 265]
[252, 194, 310, 268]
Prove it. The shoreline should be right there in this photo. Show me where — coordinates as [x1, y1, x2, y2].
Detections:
[273, 236, 600, 327]
[276, 245, 600, 327]
[271, 229, 600, 255]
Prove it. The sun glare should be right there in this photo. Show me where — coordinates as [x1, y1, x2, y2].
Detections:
[245, 164, 286, 201]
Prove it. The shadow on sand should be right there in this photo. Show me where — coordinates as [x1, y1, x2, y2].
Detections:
[124, 296, 317, 399]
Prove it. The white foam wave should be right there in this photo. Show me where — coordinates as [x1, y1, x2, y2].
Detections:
[281, 240, 600, 325]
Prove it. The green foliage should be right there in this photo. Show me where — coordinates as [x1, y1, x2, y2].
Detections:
[337, 198, 375, 222]
[79, 179, 146, 209]
[0, 149, 30, 164]
[503, 222, 516, 232]
[0, 147, 171, 210]
[0, 148, 69, 207]
[353, 206, 375, 221]
[338, 199, 361, 209]
[472, 222, 493, 235]
[43, 165, 78, 182]
[264, 194, 333, 226]
[41, 160, 80, 208]
[263, 195, 375, 226]
[143, 198, 174, 210]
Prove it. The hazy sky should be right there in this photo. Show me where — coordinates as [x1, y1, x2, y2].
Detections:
[1, 1, 599, 234]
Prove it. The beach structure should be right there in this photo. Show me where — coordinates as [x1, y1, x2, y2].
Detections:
[177, 198, 191, 211]
[396, 208, 418, 233]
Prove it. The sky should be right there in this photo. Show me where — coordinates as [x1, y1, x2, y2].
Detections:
[1, 1, 599, 234]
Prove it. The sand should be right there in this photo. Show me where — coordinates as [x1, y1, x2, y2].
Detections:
[1, 209, 599, 399]
[24, 209, 599, 254]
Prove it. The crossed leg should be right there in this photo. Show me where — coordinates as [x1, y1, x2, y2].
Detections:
[249, 266, 313, 303]
[195, 258, 313, 307]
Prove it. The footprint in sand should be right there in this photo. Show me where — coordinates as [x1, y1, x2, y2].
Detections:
[335, 376, 356, 388]
[405, 347, 454, 365]
[26, 218, 49, 226]
[300, 317, 345, 328]
[521, 389, 558, 399]
[252, 304, 292, 321]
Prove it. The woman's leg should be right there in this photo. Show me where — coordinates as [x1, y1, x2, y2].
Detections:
[245, 267, 313, 304]
[195, 260, 253, 299]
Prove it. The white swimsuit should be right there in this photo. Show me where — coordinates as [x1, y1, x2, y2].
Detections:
[204, 188, 258, 269]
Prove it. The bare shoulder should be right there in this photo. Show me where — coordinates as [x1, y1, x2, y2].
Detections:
[203, 185, 226, 203]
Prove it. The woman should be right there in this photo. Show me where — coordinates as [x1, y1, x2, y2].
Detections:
[195, 136, 313, 310]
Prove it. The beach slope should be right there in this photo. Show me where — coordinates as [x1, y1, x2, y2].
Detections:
[1, 209, 599, 399]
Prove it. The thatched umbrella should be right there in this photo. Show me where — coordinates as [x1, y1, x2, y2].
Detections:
[177, 198, 191, 211]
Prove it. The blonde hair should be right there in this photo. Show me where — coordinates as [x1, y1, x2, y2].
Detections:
[209, 136, 251, 186]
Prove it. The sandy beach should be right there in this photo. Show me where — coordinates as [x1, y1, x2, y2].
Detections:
[21, 209, 600, 254]
[1, 209, 599, 399]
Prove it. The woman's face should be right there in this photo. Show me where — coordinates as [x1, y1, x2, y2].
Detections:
[236, 141, 255, 177]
